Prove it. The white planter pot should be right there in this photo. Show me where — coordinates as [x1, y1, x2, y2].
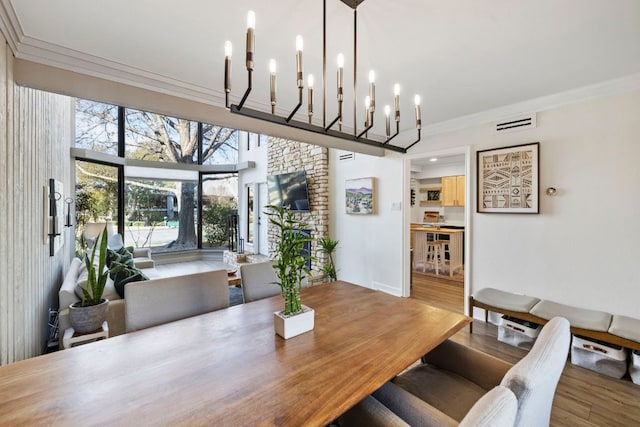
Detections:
[274, 305, 315, 339]
[69, 298, 109, 334]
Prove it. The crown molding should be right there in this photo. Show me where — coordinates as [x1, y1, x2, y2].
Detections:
[3, 1, 640, 146]
[15, 35, 227, 107]
[0, 0, 20, 52]
[423, 72, 640, 137]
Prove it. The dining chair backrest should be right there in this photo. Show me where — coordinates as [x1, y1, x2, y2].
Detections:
[459, 385, 517, 427]
[125, 269, 229, 332]
[500, 316, 570, 427]
[240, 261, 281, 303]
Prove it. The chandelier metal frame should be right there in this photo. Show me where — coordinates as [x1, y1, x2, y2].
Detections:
[224, 0, 422, 153]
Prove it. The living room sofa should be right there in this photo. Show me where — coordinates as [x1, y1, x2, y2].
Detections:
[58, 256, 222, 347]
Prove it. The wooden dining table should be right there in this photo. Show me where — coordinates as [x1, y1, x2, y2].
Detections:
[0, 281, 470, 426]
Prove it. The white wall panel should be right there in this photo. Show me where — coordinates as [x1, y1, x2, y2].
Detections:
[0, 35, 73, 364]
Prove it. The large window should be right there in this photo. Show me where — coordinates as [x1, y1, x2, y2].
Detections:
[125, 109, 198, 163]
[125, 175, 198, 252]
[74, 160, 119, 252]
[247, 186, 254, 244]
[75, 100, 119, 155]
[74, 99, 239, 254]
[201, 173, 238, 249]
[202, 123, 239, 165]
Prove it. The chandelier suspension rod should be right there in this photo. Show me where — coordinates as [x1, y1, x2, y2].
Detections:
[322, 0, 327, 128]
[353, 6, 357, 137]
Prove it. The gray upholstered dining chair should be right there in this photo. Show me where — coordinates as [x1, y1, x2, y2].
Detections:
[124, 269, 229, 332]
[239, 261, 282, 303]
[369, 316, 570, 427]
[339, 385, 518, 427]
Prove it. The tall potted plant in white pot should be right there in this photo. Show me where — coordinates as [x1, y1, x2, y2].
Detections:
[267, 205, 314, 339]
[69, 227, 110, 333]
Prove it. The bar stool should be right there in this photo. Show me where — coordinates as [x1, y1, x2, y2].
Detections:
[439, 238, 451, 274]
[423, 233, 444, 274]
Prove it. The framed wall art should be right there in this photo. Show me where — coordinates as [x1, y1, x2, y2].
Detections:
[477, 142, 539, 214]
[345, 177, 375, 215]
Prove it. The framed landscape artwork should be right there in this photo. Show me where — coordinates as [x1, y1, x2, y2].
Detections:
[345, 177, 375, 215]
[477, 142, 539, 214]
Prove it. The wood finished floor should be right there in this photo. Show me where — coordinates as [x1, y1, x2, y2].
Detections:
[410, 272, 640, 426]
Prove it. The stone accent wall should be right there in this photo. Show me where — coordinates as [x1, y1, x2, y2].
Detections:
[267, 138, 329, 273]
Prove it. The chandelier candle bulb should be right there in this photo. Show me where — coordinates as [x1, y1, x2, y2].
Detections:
[385, 105, 391, 139]
[364, 96, 371, 127]
[296, 35, 304, 88]
[368, 70, 376, 112]
[308, 74, 314, 122]
[337, 53, 344, 101]
[224, 41, 232, 95]
[394, 83, 400, 122]
[414, 94, 422, 130]
[246, 11, 255, 71]
[269, 59, 277, 113]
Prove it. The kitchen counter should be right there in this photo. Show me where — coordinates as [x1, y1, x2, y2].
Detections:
[411, 224, 465, 231]
[411, 225, 464, 277]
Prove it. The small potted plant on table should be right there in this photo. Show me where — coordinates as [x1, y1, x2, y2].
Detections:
[267, 205, 314, 339]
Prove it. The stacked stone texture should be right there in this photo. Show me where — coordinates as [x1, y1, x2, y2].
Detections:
[267, 137, 329, 273]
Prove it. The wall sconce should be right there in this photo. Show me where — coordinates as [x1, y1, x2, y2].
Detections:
[64, 198, 74, 227]
[47, 178, 62, 256]
[545, 187, 557, 196]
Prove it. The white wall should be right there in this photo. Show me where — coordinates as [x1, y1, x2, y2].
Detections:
[237, 132, 268, 254]
[330, 151, 406, 296]
[465, 90, 640, 318]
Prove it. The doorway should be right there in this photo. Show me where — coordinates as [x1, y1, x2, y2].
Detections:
[257, 182, 269, 256]
[405, 148, 471, 315]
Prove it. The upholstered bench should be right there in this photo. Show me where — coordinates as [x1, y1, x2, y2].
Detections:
[530, 300, 611, 332]
[469, 288, 540, 333]
[469, 288, 640, 352]
[609, 315, 640, 345]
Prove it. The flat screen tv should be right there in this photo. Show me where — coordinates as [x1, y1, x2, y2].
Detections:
[267, 171, 310, 211]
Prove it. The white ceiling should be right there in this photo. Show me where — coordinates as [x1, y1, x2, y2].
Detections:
[2, 0, 640, 150]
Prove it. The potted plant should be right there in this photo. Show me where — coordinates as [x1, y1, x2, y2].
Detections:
[266, 205, 314, 339]
[69, 227, 110, 333]
[318, 237, 339, 282]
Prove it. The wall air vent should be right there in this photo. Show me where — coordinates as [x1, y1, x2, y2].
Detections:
[338, 152, 355, 162]
[495, 113, 537, 134]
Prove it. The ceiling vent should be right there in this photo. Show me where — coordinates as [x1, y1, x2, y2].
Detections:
[495, 113, 536, 134]
[338, 152, 355, 162]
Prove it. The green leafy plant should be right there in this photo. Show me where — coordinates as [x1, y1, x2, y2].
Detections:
[79, 227, 110, 306]
[318, 237, 339, 281]
[266, 205, 313, 315]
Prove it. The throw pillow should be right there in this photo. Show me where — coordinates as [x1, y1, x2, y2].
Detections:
[110, 261, 149, 298]
[106, 247, 133, 269]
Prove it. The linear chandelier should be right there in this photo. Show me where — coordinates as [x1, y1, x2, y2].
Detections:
[223, 0, 421, 154]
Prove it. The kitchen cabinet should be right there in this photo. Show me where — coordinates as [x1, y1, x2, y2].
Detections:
[442, 175, 465, 207]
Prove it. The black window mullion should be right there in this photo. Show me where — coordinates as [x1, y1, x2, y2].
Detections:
[198, 171, 203, 249]
[117, 106, 125, 236]
[197, 122, 203, 165]
[197, 123, 203, 248]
